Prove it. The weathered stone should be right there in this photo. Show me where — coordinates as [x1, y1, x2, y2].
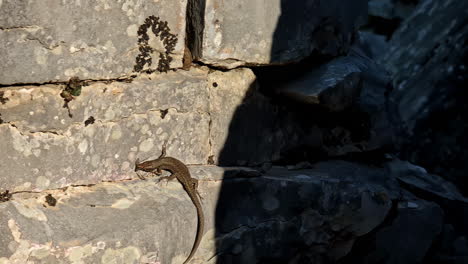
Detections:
[381, 0, 468, 195]
[387, 160, 468, 203]
[383, 0, 468, 129]
[0, 69, 209, 132]
[276, 49, 365, 112]
[275, 45, 398, 157]
[0, 162, 399, 263]
[0, 111, 210, 192]
[368, 0, 395, 19]
[357, 31, 389, 60]
[386, 160, 468, 237]
[368, 0, 418, 20]
[0, 69, 212, 192]
[0, 0, 187, 85]
[199, 0, 367, 68]
[342, 192, 444, 264]
[427, 224, 468, 264]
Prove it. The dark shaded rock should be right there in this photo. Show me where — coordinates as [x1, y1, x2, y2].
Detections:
[387, 160, 468, 202]
[272, 44, 400, 158]
[215, 161, 400, 263]
[357, 31, 390, 60]
[368, 0, 420, 20]
[386, 160, 468, 238]
[380, 0, 468, 195]
[341, 192, 444, 264]
[365, 0, 420, 40]
[276, 52, 364, 112]
[425, 225, 468, 264]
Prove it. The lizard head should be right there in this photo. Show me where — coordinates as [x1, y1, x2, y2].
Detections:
[134, 158, 154, 172]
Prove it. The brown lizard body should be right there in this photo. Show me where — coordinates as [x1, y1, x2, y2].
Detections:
[135, 143, 203, 264]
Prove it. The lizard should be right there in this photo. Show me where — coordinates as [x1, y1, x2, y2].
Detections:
[134, 142, 203, 264]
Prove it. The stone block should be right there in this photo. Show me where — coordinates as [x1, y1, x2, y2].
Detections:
[0, 0, 187, 85]
[0, 69, 210, 192]
[200, 0, 367, 68]
[0, 162, 398, 263]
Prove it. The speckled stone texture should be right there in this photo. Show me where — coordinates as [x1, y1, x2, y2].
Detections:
[0, 0, 187, 85]
[199, 0, 367, 68]
[0, 163, 400, 264]
[0, 69, 213, 192]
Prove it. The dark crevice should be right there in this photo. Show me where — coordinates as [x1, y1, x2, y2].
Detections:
[84, 116, 96, 126]
[186, 0, 205, 60]
[0, 91, 9, 104]
[0, 76, 135, 88]
[0, 190, 12, 202]
[338, 199, 400, 263]
[44, 194, 57, 206]
[159, 109, 169, 119]
[253, 51, 333, 97]
[361, 16, 402, 40]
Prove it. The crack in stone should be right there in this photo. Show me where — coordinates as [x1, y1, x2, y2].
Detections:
[22, 36, 62, 50]
[0, 25, 42, 31]
[219, 217, 292, 236]
[0, 77, 135, 88]
[0, 178, 144, 203]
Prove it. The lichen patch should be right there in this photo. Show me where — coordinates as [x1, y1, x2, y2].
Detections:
[133, 15, 178, 73]
[12, 200, 48, 222]
[111, 197, 139, 209]
[67, 244, 94, 264]
[101, 246, 141, 264]
[139, 138, 154, 152]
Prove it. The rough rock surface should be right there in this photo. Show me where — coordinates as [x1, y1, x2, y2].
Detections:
[0, 163, 399, 264]
[341, 159, 468, 264]
[273, 44, 398, 157]
[0, 0, 187, 85]
[1, 0, 466, 263]
[199, 0, 367, 68]
[381, 0, 468, 195]
[342, 192, 443, 264]
[0, 69, 213, 192]
[368, 0, 419, 20]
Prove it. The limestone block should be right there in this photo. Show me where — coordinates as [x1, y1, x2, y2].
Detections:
[0, 0, 187, 85]
[199, 0, 367, 68]
[0, 69, 210, 192]
[0, 70, 209, 132]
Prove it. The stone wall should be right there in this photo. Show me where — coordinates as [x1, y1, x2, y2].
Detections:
[1, 1, 466, 263]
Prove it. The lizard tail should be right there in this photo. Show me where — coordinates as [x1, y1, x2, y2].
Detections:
[183, 198, 204, 264]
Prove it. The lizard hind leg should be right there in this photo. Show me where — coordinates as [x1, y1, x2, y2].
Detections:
[191, 179, 203, 201]
[157, 173, 177, 186]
